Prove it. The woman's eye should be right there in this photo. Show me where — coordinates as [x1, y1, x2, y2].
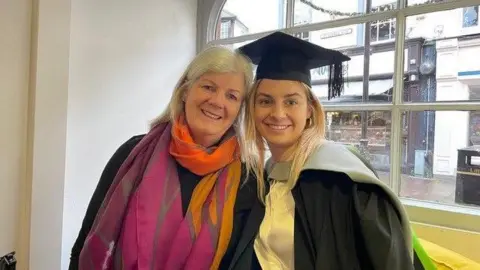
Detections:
[202, 85, 214, 91]
[258, 99, 271, 105]
[228, 94, 239, 101]
[286, 99, 298, 106]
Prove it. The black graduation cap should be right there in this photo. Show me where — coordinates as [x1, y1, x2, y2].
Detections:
[237, 31, 351, 100]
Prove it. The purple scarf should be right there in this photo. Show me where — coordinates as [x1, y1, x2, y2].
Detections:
[78, 122, 242, 270]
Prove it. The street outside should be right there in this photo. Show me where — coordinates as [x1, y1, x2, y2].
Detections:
[376, 172, 461, 205]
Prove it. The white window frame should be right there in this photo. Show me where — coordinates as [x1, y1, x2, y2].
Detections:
[370, 17, 396, 43]
[460, 5, 480, 36]
[220, 19, 232, 39]
[293, 30, 310, 41]
[199, 0, 480, 233]
[462, 5, 479, 28]
[371, 3, 397, 44]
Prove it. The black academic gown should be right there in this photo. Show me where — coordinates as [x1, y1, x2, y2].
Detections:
[229, 143, 414, 270]
[68, 135, 257, 270]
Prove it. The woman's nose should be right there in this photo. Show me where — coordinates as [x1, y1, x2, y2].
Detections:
[269, 104, 287, 119]
[207, 90, 226, 108]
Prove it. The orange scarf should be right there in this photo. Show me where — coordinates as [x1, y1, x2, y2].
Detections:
[169, 115, 240, 176]
[169, 115, 241, 269]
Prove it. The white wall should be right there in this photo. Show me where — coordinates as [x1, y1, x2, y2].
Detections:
[0, 0, 196, 269]
[433, 39, 471, 176]
[62, 0, 196, 269]
[0, 0, 31, 257]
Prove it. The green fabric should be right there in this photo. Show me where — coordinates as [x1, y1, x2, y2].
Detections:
[412, 230, 437, 270]
[345, 144, 436, 270]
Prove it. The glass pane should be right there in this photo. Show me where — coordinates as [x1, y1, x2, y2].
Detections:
[293, 20, 396, 103]
[463, 6, 479, 28]
[294, 0, 397, 26]
[217, 40, 258, 71]
[325, 110, 391, 185]
[404, 8, 480, 102]
[400, 110, 480, 208]
[407, 0, 462, 7]
[216, 0, 287, 39]
[231, 39, 256, 49]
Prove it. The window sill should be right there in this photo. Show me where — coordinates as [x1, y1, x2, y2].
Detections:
[402, 198, 480, 233]
[371, 39, 396, 45]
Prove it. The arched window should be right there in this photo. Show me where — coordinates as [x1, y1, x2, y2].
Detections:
[215, 0, 287, 39]
[201, 0, 480, 236]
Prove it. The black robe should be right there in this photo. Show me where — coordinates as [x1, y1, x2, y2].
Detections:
[68, 135, 257, 270]
[229, 143, 415, 270]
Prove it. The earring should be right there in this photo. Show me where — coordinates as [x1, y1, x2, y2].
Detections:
[307, 118, 312, 128]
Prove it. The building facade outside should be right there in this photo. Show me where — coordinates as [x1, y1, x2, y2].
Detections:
[217, 0, 480, 206]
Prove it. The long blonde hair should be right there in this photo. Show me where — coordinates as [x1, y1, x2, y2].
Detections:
[244, 80, 326, 202]
[150, 46, 254, 158]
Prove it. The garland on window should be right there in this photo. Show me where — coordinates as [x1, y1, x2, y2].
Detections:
[299, 0, 361, 16]
[299, 0, 448, 17]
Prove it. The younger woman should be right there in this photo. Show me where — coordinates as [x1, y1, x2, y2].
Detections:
[231, 31, 414, 270]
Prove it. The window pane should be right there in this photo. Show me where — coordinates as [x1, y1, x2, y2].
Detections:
[325, 110, 391, 185]
[214, 39, 255, 50]
[216, 0, 287, 39]
[404, 8, 480, 102]
[400, 110, 480, 208]
[231, 39, 256, 49]
[217, 40, 258, 72]
[463, 6, 479, 28]
[294, 0, 397, 26]
[407, 0, 466, 7]
[293, 21, 396, 103]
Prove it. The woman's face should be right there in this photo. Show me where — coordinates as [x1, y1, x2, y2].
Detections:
[184, 72, 245, 147]
[254, 79, 311, 154]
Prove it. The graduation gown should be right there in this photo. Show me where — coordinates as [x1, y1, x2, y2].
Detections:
[229, 142, 414, 270]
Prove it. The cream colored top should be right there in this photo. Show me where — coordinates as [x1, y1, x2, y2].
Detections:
[254, 161, 296, 270]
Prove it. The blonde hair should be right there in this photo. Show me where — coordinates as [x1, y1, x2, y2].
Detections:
[244, 80, 326, 202]
[150, 46, 254, 158]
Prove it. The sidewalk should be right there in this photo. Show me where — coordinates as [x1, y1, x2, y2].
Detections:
[377, 171, 456, 204]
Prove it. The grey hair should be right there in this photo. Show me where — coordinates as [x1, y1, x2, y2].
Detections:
[150, 46, 254, 158]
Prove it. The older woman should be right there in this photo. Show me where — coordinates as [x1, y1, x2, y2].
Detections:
[230, 31, 414, 270]
[69, 46, 256, 270]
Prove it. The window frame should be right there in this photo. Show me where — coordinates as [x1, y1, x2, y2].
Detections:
[370, 17, 396, 43]
[460, 5, 480, 37]
[462, 6, 479, 28]
[371, 3, 397, 44]
[199, 0, 480, 233]
[220, 19, 233, 39]
[293, 31, 310, 41]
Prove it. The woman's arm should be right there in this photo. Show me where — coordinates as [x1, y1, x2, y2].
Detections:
[353, 184, 414, 270]
[68, 135, 144, 270]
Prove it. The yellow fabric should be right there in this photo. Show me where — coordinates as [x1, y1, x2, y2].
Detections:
[254, 161, 296, 270]
[419, 238, 480, 270]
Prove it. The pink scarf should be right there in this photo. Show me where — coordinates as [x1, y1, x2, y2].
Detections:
[78, 122, 242, 269]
